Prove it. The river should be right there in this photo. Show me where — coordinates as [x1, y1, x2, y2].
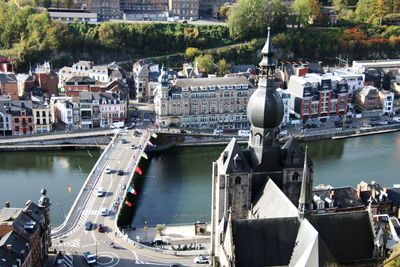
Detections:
[1, 132, 399, 228]
[0, 150, 100, 227]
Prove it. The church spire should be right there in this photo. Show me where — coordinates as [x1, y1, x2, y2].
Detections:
[298, 146, 312, 219]
[259, 27, 276, 70]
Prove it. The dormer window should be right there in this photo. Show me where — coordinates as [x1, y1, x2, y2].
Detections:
[292, 172, 300, 182]
[235, 176, 241, 185]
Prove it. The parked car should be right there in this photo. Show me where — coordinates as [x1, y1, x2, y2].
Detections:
[97, 224, 106, 233]
[194, 255, 210, 264]
[85, 221, 93, 231]
[213, 128, 223, 135]
[117, 170, 124, 176]
[121, 139, 128, 144]
[83, 251, 96, 265]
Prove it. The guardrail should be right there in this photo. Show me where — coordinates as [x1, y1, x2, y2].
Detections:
[51, 134, 118, 237]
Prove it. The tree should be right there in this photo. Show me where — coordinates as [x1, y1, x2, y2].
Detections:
[292, 0, 321, 26]
[219, 5, 231, 20]
[64, 0, 74, 9]
[155, 224, 165, 235]
[227, 0, 288, 40]
[195, 54, 215, 74]
[42, 0, 52, 8]
[217, 59, 231, 76]
[185, 47, 199, 60]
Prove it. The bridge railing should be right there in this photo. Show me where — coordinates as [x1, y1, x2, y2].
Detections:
[51, 134, 118, 237]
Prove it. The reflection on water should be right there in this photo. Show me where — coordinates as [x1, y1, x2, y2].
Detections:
[133, 133, 400, 226]
[0, 150, 100, 226]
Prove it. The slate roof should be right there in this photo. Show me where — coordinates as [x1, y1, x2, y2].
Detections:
[312, 187, 364, 210]
[232, 217, 301, 267]
[218, 138, 251, 174]
[387, 188, 400, 205]
[0, 73, 17, 84]
[66, 76, 96, 84]
[174, 76, 252, 88]
[230, 65, 256, 74]
[308, 211, 375, 265]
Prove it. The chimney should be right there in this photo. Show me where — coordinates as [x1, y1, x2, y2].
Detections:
[5, 201, 10, 208]
[330, 190, 335, 200]
[356, 184, 361, 199]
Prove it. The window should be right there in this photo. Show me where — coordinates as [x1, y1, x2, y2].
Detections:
[235, 176, 241, 185]
[292, 172, 300, 181]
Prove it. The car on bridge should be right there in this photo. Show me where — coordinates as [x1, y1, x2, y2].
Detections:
[101, 208, 109, 216]
[83, 251, 96, 265]
[105, 166, 112, 174]
[85, 221, 93, 231]
[117, 170, 124, 176]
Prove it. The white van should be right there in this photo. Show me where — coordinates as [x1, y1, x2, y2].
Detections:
[101, 208, 108, 216]
[105, 166, 112, 174]
[97, 187, 104, 197]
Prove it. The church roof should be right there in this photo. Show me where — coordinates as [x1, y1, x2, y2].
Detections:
[232, 217, 301, 267]
[308, 211, 375, 265]
[219, 138, 251, 174]
[251, 179, 298, 219]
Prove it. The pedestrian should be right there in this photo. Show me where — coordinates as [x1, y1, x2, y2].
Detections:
[114, 232, 117, 237]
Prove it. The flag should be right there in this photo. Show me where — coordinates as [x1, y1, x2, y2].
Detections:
[150, 132, 158, 138]
[128, 186, 137, 195]
[141, 152, 148, 160]
[135, 166, 142, 175]
[125, 200, 132, 207]
[147, 140, 154, 147]
[67, 185, 72, 193]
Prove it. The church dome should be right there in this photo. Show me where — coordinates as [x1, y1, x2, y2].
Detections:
[247, 85, 283, 129]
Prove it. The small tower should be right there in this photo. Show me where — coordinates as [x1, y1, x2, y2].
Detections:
[38, 188, 51, 248]
[298, 147, 312, 219]
[247, 27, 284, 168]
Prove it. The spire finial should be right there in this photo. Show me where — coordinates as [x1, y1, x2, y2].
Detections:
[260, 26, 275, 67]
[298, 146, 311, 219]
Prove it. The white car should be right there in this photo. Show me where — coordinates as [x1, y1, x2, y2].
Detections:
[105, 166, 112, 174]
[101, 208, 108, 216]
[194, 256, 210, 264]
[96, 187, 104, 197]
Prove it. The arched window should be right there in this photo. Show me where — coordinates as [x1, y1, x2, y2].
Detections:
[235, 176, 241, 185]
[292, 172, 300, 182]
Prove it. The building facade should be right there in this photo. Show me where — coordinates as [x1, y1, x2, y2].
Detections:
[355, 86, 382, 110]
[168, 0, 199, 19]
[32, 102, 52, 134]
[287, 73, 349, 121]
[121, 0, 168, 20]
[0, 74, 18, 100]
[10, 101, 34, 135]
[86, 0, 122, 20]
[276, 88, 291, 125]
[154, 75, 255, 129]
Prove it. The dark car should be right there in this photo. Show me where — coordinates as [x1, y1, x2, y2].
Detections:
[85, 221, 93, 231]
[121, 139, 127, 144]
[117, 170, 124, 176]
[97, 224, 106, 233]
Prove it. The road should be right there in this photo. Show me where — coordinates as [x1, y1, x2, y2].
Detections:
[51, 123, 205, 266]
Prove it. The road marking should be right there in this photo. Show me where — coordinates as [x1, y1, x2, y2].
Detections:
[63, 251, 74, 267]
[96, 251, 120, 267]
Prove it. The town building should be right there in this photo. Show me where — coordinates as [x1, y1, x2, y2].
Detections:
[287, 73, 349, 121]
[79, 91, 101, 128]
[32, 101, 52, 134]
[121, 0, 169, 20]
[9, 101, 34, 135]
[0, 74, 18, 100]
[86, 0, 121, 20]
[133, 60, 159, 102]
[211, 29, 378, 267]
[168, 0, 199, 20]
[48, 10, 98, 23]
[64, 76, 98, 97]
[333, 68, 365, 100]
[154, 75, 255, 129]
[355, 86, 382, 111]
[34, 62, 59, 96]
[16, 74, 35, 98]
[0, 96, 12, 136]
[352, 59, 400, 74]
[98, 92, 127, 127]
[50, 97, 77, 130]
[276, 88, 290, 125]
[379, 90, 395, 115]
[0, 189, 51, 267]
[199, 0, 234, 17]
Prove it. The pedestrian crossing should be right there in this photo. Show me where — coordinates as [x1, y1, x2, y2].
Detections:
[63, 251, 73, 267]
[53, 239, 80, 248]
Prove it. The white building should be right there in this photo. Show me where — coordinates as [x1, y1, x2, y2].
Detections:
[32, 101, 52, 134]
[352, 59, 400, 74]
[50, 97, 78, 130]
[333, 68, 365, 99]
[99, 92, 127, 128]
[154, 75, 255, 129]
[379, 90, 395, 115]
[276, 88, 291, 125]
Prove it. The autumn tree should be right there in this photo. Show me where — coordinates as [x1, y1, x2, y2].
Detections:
[292, 0, 321, 26]
[195, 54, 215, 74]
[216, 59, 231, 76]
[227, 0, 288, 40]
[185, 47, 199, 60]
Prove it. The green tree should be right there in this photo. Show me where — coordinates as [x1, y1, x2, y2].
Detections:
[195, 54, 215, 74]
[219, 5, 231, 20]
[155, 224, 165, 235]
[354, 0, 376, 22]
[185, 47, 199, 60]
[292, 0, 321, 26]
[64, 0, 74, 9]
[216, 59, 231, 76]
[42, 0, 52, 8]
[227, 0, 288, 40]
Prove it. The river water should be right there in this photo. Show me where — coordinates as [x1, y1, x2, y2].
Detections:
[0, 150, 100, 226]
[1, 132, 400, 228]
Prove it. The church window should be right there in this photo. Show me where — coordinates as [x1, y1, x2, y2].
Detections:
[292, 172, 300, 181]
[235, 177, 241, 185]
